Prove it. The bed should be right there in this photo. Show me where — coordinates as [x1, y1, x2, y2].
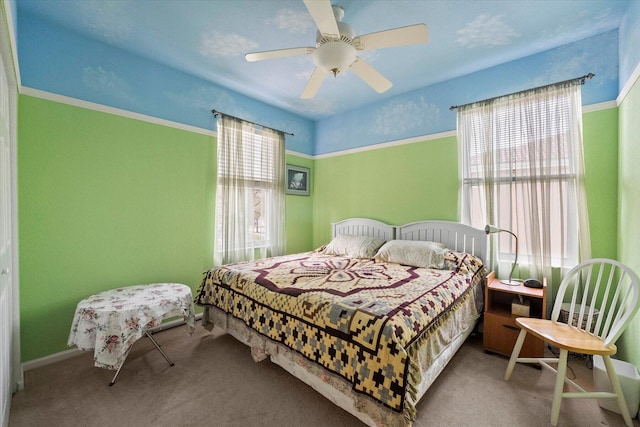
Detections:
[195, 218, 488, 426]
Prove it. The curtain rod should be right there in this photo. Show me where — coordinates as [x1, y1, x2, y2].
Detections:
[211, 109, 294, 136]
[449, 73, 595, 111]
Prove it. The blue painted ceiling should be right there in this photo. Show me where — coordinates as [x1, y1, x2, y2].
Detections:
[17, 0, 630, 120]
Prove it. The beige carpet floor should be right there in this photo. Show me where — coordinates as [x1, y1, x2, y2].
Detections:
[9, 320, 640, 427]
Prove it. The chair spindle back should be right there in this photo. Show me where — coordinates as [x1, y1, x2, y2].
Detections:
[550, 259, 640, 346]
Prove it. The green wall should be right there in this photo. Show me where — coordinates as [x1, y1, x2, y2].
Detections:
[18, 95, 313, 362]
[582, 107, 619, 259]
[312, 136, 459, 246]
[285, 154, 314, 254]
[618, 77, 640, 364]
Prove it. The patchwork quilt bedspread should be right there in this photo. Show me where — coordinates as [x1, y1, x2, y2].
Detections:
[196, 250, 485, 413]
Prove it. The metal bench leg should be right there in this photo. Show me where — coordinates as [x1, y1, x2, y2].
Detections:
[144, 330, 174, 367]
[108, 331, 174, 386]
[109, 347, 131, 386]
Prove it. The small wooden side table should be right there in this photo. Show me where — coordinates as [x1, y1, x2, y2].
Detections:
[483, 271, 547, 358]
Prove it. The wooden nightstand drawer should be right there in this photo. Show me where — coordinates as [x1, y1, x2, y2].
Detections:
[483, 312, 544, 357]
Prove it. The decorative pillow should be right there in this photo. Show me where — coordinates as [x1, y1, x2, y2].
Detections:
[444, 250, 486, 275]
[374, 240, 447, 269]
[322, 234, 386, 259]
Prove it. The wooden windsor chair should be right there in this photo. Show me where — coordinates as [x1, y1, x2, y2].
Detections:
[504, 258, 640, 426]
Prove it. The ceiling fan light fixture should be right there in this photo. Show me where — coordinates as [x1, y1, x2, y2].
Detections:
[313, 40, 356, 77]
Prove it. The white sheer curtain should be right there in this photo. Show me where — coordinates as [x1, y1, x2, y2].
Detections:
[458, 80, 591, 300]
[214, 114, 286, 265]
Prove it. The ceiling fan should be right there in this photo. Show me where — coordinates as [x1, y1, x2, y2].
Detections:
[245, 0, 429, 99]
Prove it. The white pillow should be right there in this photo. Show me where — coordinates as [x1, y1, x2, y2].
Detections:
[322, 234, 386, 259]
[374, 240, 447, 269]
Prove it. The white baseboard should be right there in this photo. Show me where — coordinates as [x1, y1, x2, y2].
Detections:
[21, 313, 203, 372]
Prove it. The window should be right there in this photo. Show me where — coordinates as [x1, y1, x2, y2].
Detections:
[459, 80, 590, 280]
[214, 115, 285, 265]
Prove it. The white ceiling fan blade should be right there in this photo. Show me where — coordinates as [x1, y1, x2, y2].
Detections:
[353, 24, 429, 50]
[246, 47, 314, 62]
[301, 67, 326, 99]
[350, 57, 392, 93]
[303, 0, 339, 37]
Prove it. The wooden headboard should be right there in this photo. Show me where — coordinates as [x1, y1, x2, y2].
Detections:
[396, 220, 487, 262]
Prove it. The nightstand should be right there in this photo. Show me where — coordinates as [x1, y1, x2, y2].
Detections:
[483, 271, 547, 357]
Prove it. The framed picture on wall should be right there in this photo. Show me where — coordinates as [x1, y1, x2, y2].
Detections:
[286, 164, 310, 196]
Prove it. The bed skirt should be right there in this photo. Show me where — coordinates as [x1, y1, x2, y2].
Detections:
[201, 283, 481, 427]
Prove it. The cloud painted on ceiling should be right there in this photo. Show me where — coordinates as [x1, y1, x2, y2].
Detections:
[456, 14, 521, 48]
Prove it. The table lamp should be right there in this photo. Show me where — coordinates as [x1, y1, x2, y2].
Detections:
[485, 224, 521, 286]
